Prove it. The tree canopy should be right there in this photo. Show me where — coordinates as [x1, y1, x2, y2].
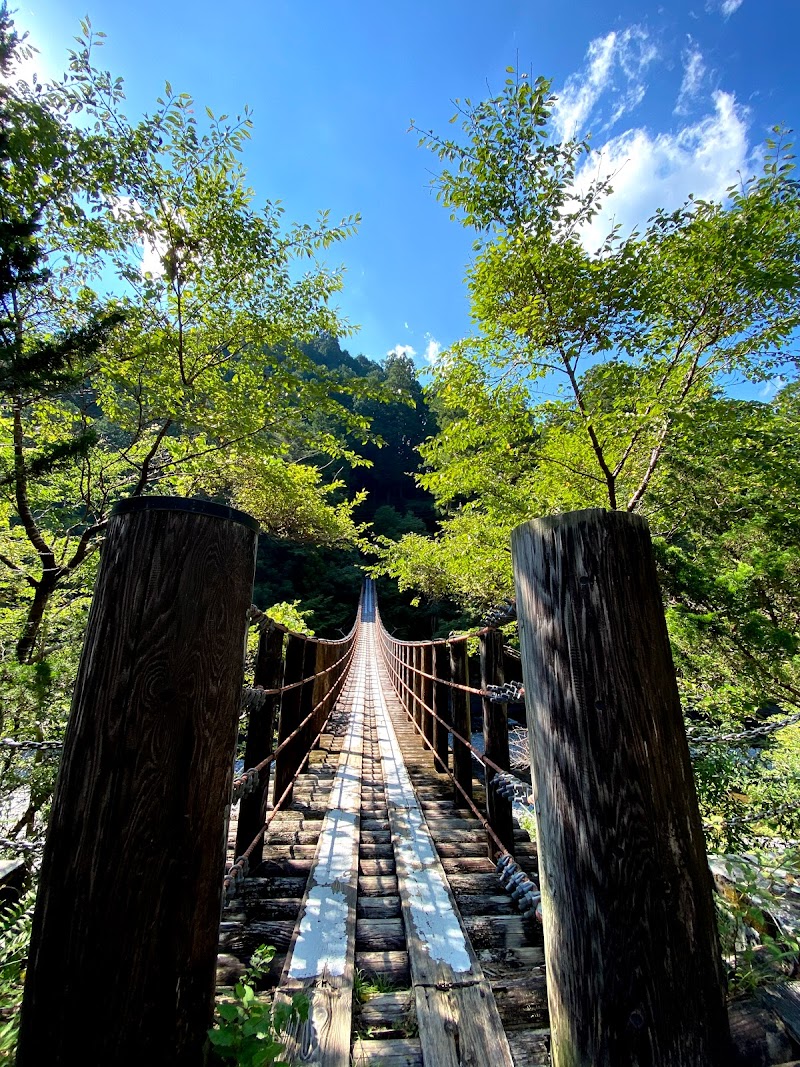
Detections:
[0, 15, 381, 668]
[373, 73, 800, 846]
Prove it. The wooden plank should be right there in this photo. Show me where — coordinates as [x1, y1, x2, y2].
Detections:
[357, 896, 402, 919]
[506, 1027, 551, 1067]
[356, 991, 413, 1027]
[355, 950, 410, 985]
[415, 983, 518, 1067]
[358, 875, 398, 896]
[273, 626, 366, 1067]
[351, 1037, 422, 1066]
[355, 918, 406, 950]
[372, 635, 514, 1067]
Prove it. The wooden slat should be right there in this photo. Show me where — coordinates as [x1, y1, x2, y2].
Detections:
[372, 631, 514, 1067]
[273, 627, 367, 1067]
[351, 1037, 422, 1066]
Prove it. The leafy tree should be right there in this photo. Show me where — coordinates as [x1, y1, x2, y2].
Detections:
[0, 15, 371, 667]
[375, 72, 800, 839]
[0, 13, 380, 861]
[406, 71, 799, 513]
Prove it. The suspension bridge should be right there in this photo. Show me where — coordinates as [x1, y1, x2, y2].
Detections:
[13, 498, 800, 1067]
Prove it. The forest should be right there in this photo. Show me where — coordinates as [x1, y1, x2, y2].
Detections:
[0, 9, 799, 1058]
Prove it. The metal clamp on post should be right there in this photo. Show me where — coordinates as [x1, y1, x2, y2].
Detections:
[485, 681, 526, 704]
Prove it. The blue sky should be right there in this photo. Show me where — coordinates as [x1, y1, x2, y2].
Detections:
[11, 0, 800, 378]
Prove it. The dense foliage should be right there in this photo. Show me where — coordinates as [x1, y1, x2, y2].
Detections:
[375, 72, 800, 848]
[0, 13, 383, 847]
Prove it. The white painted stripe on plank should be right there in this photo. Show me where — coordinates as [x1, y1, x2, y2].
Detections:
[286, 642, 365, 980]
[370, 635, 473, 974]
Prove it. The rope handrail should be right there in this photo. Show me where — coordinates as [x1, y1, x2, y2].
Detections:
[375, 606, 535, 792]
[240, 642, 355, 700]
[380, 636, 522, 784]
[224, 703, 345, 900]
[374, 623, 511, 858]
[231, 640, 356, 800]
[226, 596, 362, 895]
[386, 626, 494, 648]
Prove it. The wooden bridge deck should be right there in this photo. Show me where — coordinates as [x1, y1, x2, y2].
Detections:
[219, 585, 550, 1067]
[219, 583, 800, 1067]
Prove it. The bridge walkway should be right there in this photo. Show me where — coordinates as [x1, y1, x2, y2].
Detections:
[219, 583, 550, 1066]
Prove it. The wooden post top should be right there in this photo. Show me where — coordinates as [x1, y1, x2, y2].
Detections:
[112, 495, 260, 532]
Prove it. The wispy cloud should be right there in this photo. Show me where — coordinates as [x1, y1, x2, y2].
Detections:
[759, 376, 786, 400]
[675, 39, 706, 114]
[387, 344, 416, 359]
[709, 0, 745, 17]
[553, 26, 658, 140]
[574, 90, 751, 252]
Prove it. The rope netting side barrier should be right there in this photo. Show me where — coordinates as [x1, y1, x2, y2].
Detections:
[373, 599, 542, 921]
[223, 599, 360, 900]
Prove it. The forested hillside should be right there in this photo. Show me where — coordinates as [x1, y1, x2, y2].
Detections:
[252, 336, 469, 638]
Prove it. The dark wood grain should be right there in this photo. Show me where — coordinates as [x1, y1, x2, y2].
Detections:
[511, 508, 730, 1067]
[481, 629, 515, 858]
[236, 625, 284, 863]
[299, 637, 318, 773]
[18, 500, 257, 1067]
[449, 642, 472, 807]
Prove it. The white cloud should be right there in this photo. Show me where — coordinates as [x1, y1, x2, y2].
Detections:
[424, 338, 442, 364]
[675, 40, 706, 114]
[553, 26, 658, 140]
[711, 0, 744, 16]
[574, 90, 751, 253]
[109, 196, 168, 277]
[759, 376, 786, 400]
[387, 344, 416, 359]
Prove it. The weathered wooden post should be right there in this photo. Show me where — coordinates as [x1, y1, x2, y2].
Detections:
[18, 497, 258, 1067]
[433, 643, 451, 773]
[480, 629, 514, 858]
[298, 637, 318, 772]
[422, 644, 434, 750]
[402, 645, 411, 715]
[236, 623, 284, 863]
[274, 633, 305, 807]
[511, 508, 730, 1067]
[312, 642, 332, 733]
[413, 645, 423, 728]
[449, 640, 472, 807]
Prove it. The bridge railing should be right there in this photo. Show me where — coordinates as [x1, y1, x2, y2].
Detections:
[226, 604, 359, 895]
[375, 608, 528, 863]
